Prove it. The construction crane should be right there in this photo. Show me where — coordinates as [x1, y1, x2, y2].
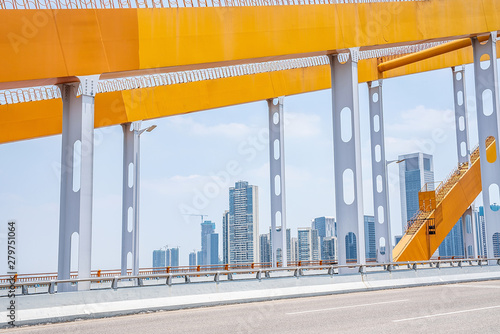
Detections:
[183, 214, 208, 225]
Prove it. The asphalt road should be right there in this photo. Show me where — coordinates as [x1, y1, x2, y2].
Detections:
[5, 280, 500, 333]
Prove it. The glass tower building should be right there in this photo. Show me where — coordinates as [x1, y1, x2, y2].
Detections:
[228, 181, 259, 264]
[364, 215, 376, 262]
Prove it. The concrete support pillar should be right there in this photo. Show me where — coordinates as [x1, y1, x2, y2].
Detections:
[267, 97, 287, 267]
[368, 80, 392, 263]
[57, 75, 99, 291]
[121, 122, 141, 276]
[329, 50, 366, 267]
[452, 66, 477, 258]
[471, 33, 500, 262]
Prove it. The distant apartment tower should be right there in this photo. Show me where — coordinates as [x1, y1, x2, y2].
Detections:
[312, 217, 336, 260]
[439, 219, 464, 258]
[322, 236, 337, 261]
[399, 152, 435, 228]
[222, 210, 230, 264]
[206, 233, 219, 265]
[228, 181, 259, 264]
[478, 205, 500, 257]
[152, 249, 167, 268]
[189, 251, 197, 266]
[152, 247, 179, 268]
[297, 228, 320, 261]
[196, 250, 203, 266]
[364, 216, 376, 261]
[201, 220, 216, 265]
[260, 234, 271, 264]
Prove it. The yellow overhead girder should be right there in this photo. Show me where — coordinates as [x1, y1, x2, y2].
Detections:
[1, 41, 499, 144]
[0, 0, 499, 87]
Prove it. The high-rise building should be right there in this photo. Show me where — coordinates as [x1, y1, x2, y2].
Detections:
[364, 216, 376, 262]
[152, 247, 179, 268]
[189, 251, 197, 266]
[228, 181, 259, 264]
[297, 228, 320, 261]
[322, 236, 337, 261]
[312, 217, 336, 261]
[222, 210, 230, 264]
[399, 152, 435, 228]
[206, 233, 219, 265]
[170, 247, 179, 267]
[439, 218, 464, 258]
[201, 220, 216, 266]
[260, 234, 271, 264]
[153, 249, 167, 268]
[345, 232, 357, 263]
[196, 250, 203, 266]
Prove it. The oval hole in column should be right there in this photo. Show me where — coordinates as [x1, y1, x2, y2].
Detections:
[486, 136, 497, 163]
[455, 72, 462, 81]
[340, 107, 352, 142]
[343, 169, 355, 205]
[274, 175, 281, 196]
[127, 252, 132, 271]
[488, 184, 500, 209]
[345, 233, 357, 263]
[274, 139, 280, 160]
[376, 175, 383, 193]
[457, 90, 464, 106]
[460, 142, 467, 157]
[70, 232, 79, 272]
[275, 211, 282, 227]
[482, 89, 493, 116]
[458, 116, 465, 131]
[128, 162, 134, 188]
[273, 112, 279, 125]
[72, 140, 82, 192]
[379, 237, 386, 255]
[273, 98, 279, 106]
[375, 145, 381, 162]
[378, 206, 385, 224]
[128, 207, 134, 232]
[480, 53, 491, 70]
[373, 115, 380, 133]
[372, 92, 379, 103]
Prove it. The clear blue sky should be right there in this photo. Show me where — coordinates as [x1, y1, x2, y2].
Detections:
[0, 62, 493, 274]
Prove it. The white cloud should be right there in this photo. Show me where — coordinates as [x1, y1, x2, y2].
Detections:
[387, 105, 455, 135]
[167, 117, 253, 138]
[284, 112, 322, 139]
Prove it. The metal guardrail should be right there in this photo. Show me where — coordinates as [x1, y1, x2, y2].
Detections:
[2, 258, 499, 296]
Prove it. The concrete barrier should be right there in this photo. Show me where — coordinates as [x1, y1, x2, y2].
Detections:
[2, 265, 500, 327]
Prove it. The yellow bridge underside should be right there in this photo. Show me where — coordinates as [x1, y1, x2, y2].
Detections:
[0, 0, 499, 144]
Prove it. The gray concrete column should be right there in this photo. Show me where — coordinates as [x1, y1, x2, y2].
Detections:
[471, 33, 500, 262]
[329, 50, 366, 266]
[368, 80, 392, 263]
[267, 97, 287, 267]
[57, 75, 99, 291]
